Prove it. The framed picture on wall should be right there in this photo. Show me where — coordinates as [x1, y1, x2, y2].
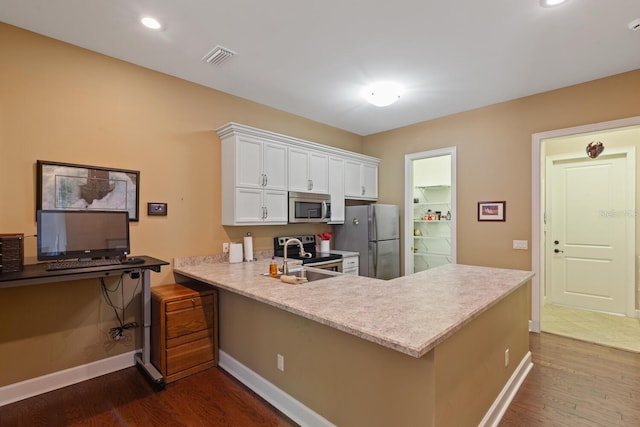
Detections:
[478, 201, 506, 222]
[36, 160, 140, 221]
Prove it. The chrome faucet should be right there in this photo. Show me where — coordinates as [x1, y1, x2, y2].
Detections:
[282, 238, 309, 275]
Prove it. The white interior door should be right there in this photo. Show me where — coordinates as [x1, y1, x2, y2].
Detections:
[547, 154, 630, 314]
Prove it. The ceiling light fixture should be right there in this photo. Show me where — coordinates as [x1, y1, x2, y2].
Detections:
[540, 0, 568, 7]
[363, 82, 404, 107]
[141, 16, 162, 30]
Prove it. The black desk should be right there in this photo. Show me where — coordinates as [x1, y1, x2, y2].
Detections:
[0, 255, 170, 390]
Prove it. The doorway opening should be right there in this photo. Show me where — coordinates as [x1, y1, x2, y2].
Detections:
[531, 117, 640, 351]
[404, 147, 457, 275]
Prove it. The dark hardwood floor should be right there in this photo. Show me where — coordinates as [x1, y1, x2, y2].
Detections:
[2, 333, 639, 426]
[500, 332, 640, 427]
[0, 365, 298, 427]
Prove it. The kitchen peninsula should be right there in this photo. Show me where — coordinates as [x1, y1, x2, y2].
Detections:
[174, 257, 533, 426]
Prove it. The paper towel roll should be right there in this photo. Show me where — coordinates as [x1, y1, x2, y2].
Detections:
[243, 234, 254, 262]
[229, 243, 243, 263]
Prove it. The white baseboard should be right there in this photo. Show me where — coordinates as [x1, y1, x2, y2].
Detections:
[479, 351, 533, 427]
[0, 350, 138, 407]
[218, 350, 335, 427]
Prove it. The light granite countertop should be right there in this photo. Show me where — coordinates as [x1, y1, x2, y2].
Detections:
[173, 257, 533, 358]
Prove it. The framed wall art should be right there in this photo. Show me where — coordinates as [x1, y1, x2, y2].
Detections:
[36, 160, 140, 221]
[478, 201, 506, 222]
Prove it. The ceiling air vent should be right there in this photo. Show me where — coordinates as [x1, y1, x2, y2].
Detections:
[202, 45, 237, 65]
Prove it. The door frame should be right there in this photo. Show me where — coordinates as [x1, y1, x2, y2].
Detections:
[531, 116, 640, 332]
[404, 147, 457, 275]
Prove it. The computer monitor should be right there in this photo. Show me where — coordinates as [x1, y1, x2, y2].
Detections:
[37, 210, 130, 261]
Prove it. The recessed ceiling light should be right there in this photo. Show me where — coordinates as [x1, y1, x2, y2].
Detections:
[540, 0, 568, 7]
[141, 16, 162, 30]
[362, 82, 404, 107]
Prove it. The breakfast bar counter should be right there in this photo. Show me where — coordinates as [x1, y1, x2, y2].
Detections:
[173, 256, 533, 427]
[173, 257, 533, 358]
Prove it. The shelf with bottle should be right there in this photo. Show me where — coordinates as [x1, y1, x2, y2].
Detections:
[413, 251, 450, 257]
[413, 235, 450, 242]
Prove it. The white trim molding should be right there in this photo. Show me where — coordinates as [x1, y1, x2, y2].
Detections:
[479, 351, 533, 427]
[219, 350, 335, 427]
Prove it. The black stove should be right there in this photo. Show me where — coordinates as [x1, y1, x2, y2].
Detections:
[273, 235, 342, 265]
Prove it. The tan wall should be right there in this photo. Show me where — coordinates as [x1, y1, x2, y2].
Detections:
[0, 23, 362, 386]
[219, 283, 530, 426]
[363, 70, 640, 273]
[1, 19, 639, 393]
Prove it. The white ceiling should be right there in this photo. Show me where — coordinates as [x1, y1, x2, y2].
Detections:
[1, 0, 639, 136]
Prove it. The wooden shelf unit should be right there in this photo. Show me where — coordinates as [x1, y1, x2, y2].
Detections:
[151, 282, 218, 383]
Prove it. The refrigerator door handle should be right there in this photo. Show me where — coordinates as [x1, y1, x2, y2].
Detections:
[370, 242, 377, 277]
[371, 207, 377, 241]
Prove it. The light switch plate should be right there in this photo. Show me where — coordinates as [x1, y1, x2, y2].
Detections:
[513, 240, 528, 250]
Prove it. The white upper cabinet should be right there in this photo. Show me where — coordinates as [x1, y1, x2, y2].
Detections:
[288, 147, 329, 194]
[345, 160, 378, 200]
[236, 136, 287, 190]
[328, 156, 345, 223]
[216, 122, 379, 226]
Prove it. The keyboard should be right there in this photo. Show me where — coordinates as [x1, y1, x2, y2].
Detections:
[46, 259, 122, 271]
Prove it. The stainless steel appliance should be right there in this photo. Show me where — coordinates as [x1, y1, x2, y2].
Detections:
[273, 235, 342, 272]
[288, 192, 331, 223]
[333, 204, 400, 279]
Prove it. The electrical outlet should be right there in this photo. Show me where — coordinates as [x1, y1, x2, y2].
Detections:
[504, 348, 510, 367]
[513, 240, 528, 250]
[277, 354, 284, 372]
[223, 242, 229, 253]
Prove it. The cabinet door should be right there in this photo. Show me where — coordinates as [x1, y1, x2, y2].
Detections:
[328, 156, 345, 223]
[361, 163, 378, 199]
[344, 160, 362, 197]
[263, 141, 287, 190]
[236, 136, 263, 188]
[288, 147, 310, 192]
[263, 190, 288, 223]
[235, 188, 264, 223]
[309, 151, 329, 194]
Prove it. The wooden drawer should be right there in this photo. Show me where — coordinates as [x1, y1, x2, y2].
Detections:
[151, 283, 218, 383]
[343, 256, 358, 270]
[166, 335, 215, 376]
[165, 300, 214, 340]
[166, 294, 213, 312]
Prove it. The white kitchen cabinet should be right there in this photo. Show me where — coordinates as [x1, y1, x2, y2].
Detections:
[328, 156, 345, 223]
[342, 254, 359, 275]
[216, 122, 380, 226]
[234, 188, 288, 224]
[219, 128, 288, 225]
[236, 136, 287, 190]
[288, 147, 329, 194]
[344, 160, 378, 200]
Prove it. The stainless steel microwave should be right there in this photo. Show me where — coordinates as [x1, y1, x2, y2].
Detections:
[288, 192, 331, 223]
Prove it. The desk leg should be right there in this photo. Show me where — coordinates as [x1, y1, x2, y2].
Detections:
[135, 268, 165, 391]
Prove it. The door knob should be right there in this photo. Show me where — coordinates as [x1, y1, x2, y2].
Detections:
[554, 249, 563, 254]
[554, 240, 559, 245]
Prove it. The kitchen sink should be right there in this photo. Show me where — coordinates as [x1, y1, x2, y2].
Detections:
[289, 267, 342, 282]
[264, 266, 342, 283]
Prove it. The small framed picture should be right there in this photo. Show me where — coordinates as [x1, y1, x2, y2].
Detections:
[147, 202, 167, 216]
[478, 201, 506, 222]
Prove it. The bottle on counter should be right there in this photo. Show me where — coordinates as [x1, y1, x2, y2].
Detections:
[446, 211, 451, 220]
[269, 256, 279, 277]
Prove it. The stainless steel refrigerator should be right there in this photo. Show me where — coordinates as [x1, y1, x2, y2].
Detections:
[334, 204, 400, 279]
